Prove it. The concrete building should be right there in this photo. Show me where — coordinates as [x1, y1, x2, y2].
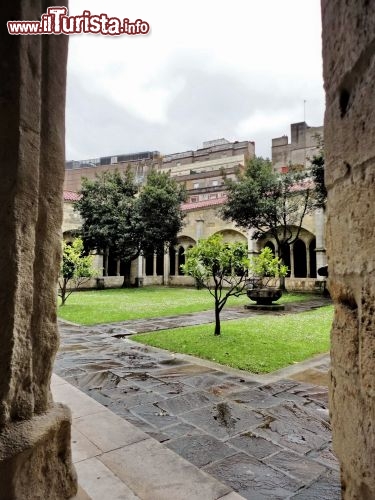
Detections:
[272, 121, 323, 172]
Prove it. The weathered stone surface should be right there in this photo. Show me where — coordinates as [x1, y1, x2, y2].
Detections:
[322, 0, 375, 497]
[0, 404, 76, 500]
[155, 390, 219, 415]
[181, 401, 264, 440]
[129, 402, 181, 429]
[166, 434, 237, 467]
[56, 321, 340, 496]
[205, 452, 300, 499]
[228, 388, 282, 409]
[228, 433, 282, 459]
[265, 450, 326, 483]
[0, 1, 77, 497]
[290, 469, 341, 499]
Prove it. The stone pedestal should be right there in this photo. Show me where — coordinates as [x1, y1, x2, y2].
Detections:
[0, 405, 77, 500]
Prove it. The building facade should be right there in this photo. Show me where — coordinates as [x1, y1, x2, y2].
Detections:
[63, 128, 326, 290]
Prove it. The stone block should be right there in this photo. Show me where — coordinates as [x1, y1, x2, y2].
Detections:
[0, 404, 77, 500]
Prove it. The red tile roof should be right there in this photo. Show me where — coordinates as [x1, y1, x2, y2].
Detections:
[63, 191, 80, 202]
[181, 196, 227, 212]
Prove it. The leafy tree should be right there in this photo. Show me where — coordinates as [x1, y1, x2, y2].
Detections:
[58, 238, 96, 306]
[132, 170, 186, 256]
[311, 152, 326, 209]
[182, 234, 249, 336]
[248, 247, 288, 288]
[75, 169, 185, 279]
[222, 157, 313, 265]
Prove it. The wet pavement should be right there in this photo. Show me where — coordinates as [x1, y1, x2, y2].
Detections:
[66, 297, 330, 337]
[55, 299, 340, 500]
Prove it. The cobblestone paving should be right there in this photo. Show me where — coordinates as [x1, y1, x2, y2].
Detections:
[55, 299, 340, 500]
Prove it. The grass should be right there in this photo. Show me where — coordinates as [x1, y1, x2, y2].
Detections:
[57, 286, 318, 325]
[133, 305, 333, 374]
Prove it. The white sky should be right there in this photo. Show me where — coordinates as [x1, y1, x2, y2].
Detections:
[66, 0, 324, 160]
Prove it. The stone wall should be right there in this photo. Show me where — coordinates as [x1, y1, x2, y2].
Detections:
[322, 0, 375, 497]
[0, 2, 77, 498]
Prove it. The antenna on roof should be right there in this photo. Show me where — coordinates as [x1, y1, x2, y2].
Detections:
[303, 99, 307, 123]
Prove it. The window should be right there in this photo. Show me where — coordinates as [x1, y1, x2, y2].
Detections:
[193, 182, 200, 189]
[212, 180, 219, 186]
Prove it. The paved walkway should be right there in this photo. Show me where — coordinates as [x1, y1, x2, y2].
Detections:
[65, 297, 331, 337]
[55, 298, 340, 499]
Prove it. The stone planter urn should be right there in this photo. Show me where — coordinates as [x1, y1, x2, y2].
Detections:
[245, 277, 284, 309]
[247, 287, 282, 305]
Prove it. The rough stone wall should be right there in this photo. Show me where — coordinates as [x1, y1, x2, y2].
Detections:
[322, 1, 375, 498]
[0, 1, 77, 498]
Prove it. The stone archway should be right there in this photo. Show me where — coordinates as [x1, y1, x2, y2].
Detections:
[214, 229, 247, 243]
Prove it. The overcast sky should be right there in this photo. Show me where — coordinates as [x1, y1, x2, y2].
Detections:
[66, 0, 324, 161]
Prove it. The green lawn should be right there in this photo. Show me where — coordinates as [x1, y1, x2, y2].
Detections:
[133, 305, 333, 373]
[57, 287, 318, 325]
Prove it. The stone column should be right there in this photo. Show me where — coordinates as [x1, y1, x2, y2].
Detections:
[174, 247, 179, 276]
[306, 242, 311, 278]
[322, 1, 375, 497]
[0, 2, 77, 499]
[92, 251, 104, 276]
[247, 229, 259, 258]
[314, 207, 326, 278]
[135, 255, 144, 287]
[163, 251, 170, 285]
[153, 252, 157, 277]
[289, 243, 295, 278]
[116, 259, 121, 276]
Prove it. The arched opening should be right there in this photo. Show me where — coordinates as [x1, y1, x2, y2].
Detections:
[214, 229, 247, 243]
[280, 243, 291, 277]
[309, 239, 317, 278]
[294, 239, 307, 278]
[178, 246, 185, 275]
[156, 251, 164, 276]
[264, 241, 275, 256]
[145, 252, 153, 276]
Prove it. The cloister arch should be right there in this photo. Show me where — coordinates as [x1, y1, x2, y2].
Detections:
[258, 226, 317, 278]
[213, 229, 247, 243]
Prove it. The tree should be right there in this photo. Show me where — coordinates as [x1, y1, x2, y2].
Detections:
[75, 169, 185, 280]
[58, 238, 96, 306]
[182, 234, 249, 336]
[222, 157, 313, 265]
[311, 151, 326, 209]
[74, 170, 138, 275]
[248, 247, 288, 287]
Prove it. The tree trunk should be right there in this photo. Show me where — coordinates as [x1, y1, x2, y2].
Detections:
[122, 273, 131, 288]
[60, 279, 67, 306]
[278, 243, 288, 291]
[214, 302, 221, 336]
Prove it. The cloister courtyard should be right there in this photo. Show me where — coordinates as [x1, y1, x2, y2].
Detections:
[54, 286, 339, 499]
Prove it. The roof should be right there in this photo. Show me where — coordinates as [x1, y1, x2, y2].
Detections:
[63, 191, 80, 202]
[181, 196, 227, 212]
